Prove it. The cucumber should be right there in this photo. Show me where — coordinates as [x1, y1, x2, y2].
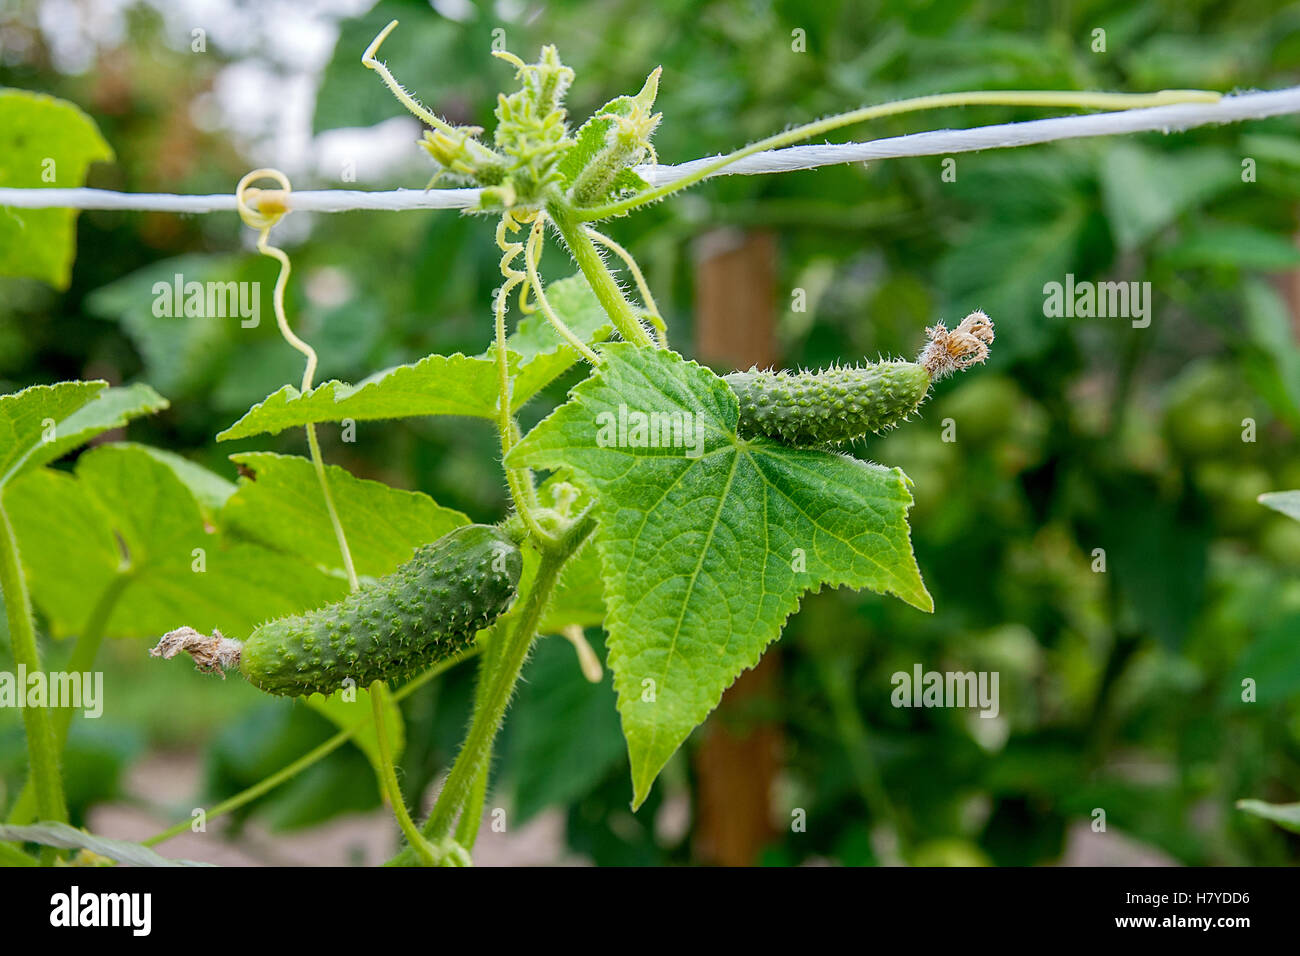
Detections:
[724, 311, 996, 447]
[239, 525, 522, 696]
[725, 360, 931, 447]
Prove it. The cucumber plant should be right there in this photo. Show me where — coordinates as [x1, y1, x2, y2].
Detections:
[0, 20, 1221, 867]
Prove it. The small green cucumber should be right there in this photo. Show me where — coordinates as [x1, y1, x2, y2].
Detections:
[240, 524, 522, 697]
[725, 359, 931, 447]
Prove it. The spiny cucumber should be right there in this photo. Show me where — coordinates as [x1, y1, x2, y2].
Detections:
[724, 311, 995, 447]
[726, 360, 931, 447]
[153, 525, 522, 697]
[241, 525, 521, 696]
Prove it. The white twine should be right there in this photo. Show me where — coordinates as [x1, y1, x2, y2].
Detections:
[2, 87, 1296, 215]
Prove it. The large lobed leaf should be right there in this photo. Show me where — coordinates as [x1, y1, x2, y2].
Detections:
[508, 345, 930, 807]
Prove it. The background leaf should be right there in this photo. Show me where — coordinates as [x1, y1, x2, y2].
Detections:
[0, 381, 166, 488]
[506, 629, 624, 823]
[1236, 799, 1300, 835]
[7, 445, 344, 639]
[221, 451, 468, 578]
[1164, 225, 1300, 270]
[0, 89, 113, 288]
[1099, 143, 1239, 251]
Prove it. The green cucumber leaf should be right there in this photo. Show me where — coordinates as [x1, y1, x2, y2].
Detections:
[84, 252, 272, 398]
[221, 451, 469, 578]
[0, 89, 114, 288]
[0, 822, 211, 866]
[1259, 490, 1300, 522]
[1236, 799, 1300, 834]
[217, 352, 504, 441]
[128, 444, 238, 519]
[508, 344, 929, 807]
[1242, 280, 1300, 425]
[6, 445, 344, 639]
[0, 381, 167, 489]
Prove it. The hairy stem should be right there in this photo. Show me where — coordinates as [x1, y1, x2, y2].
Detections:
[584, 226, 668, 346]
[370, 680, 437, 865]
[419, 516, 594, 853]
[7, 571, 131, 826]
[257, 229, 360, 594]
[494, 212, 558, 547]
[453, 618, 505, 852]
[577, 88, 1221, 221]
[362, 19, 466, 138]
[421, 557, 563, 840]
[527, 217, 602, 363]
[548, 201, 653, 347]
[0, 500, 67, 858]
[306, 422, 359, 591]
[455, 764, 491, 851]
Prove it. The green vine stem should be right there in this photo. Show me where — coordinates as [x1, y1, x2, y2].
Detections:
[144, 721, 359, 848]
[370, 680, 438, 865]
[0, 500, 68, 857]
[452, 614, 508, 852]
[584, 226, 668, 347]
[455, 764, 491, 852]
[547, 200, 654, 348]
[6, 571, 132, 826]
[416, 514, 595, 860]
[419, 555, 565, 838]
[576, 88, 1220, 221]
[526, 217, 602, 364]
[494, 211, 558, 548]
[140, 646, 479, 848]
[236, 168, 360, 593]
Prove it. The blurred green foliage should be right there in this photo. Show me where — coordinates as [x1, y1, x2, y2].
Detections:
[2, 0, 1299, 864]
